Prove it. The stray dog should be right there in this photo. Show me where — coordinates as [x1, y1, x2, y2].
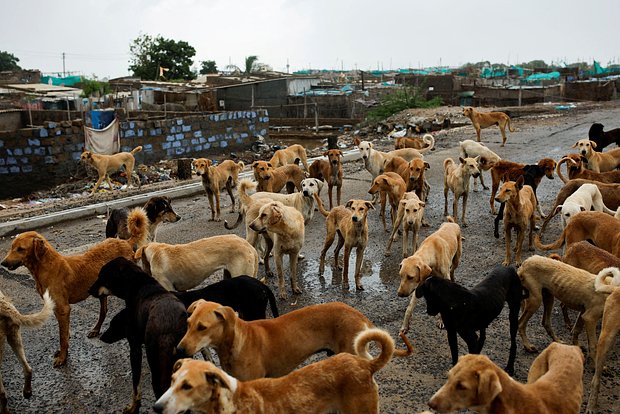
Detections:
[251, 161, 305, 193]
[556, 153, 620, 183]
[384, 157, 431, 203]
[89, 257, 186, 414]
[428, 342, 584, 414]
[397, 217, 462, 333]
[517, 255, 613, 362]
[535, 211, 620, 257]
[368, 172, 406, 232]
[0, 209, 147, 367]
[462, 106, 515, 146]
[0, 290, 53, 413]
[317, 198, 374, 291]
[268, 144, 309, 171]
[415, 265, 525, 375]
[443, 156, 481, 226]
[459, 139, 501, 191]
[394, 133, 435, 151]
[155, 328, 400, 414]
[557, 240, 620, 274]
[249, 201, 305, 299]
[309, 149, 343, 209]
[80, 146, 142, 193]
[544, 183, 615, 231]
[588, 122, 620, 151]
[193, 158, 245, 221]
[494, 176, 537, 266]
[175, 300, 412, 380]
[106, 196, 180, 242]
[572, 138, 620, 172]
[134, 234, 259, 291]
[385, 192, 425, 257]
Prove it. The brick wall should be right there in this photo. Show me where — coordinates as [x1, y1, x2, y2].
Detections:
[0, 110, 268, 199]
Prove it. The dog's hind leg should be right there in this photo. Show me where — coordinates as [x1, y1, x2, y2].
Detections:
[581, 309, 602, 364]
[519, 292, 542, 353]
[319, 229, 336, 275]
[505, 298, 520, 376]
[88, 296, 108, 338]
[8, 327, 33, 399]
[334, 233, 345, 271]
[125, 343, 143, 414]
[289, 252, 302, 295]
[263, 235, 275, 278]
[225, 181, 235, 212]
[541, 290, 560, 343]
[0, 338, 6, 413]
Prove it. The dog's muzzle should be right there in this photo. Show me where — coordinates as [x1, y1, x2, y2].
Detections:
[175, 345, 188, 358]
[472, 173, 480, 178]
[303, 190, 310, 197]
[581, 150, 587, 156]
[0, 259, 19, 271]
[352, 216, 359, 222]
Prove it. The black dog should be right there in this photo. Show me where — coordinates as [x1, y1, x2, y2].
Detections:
[89, 257, 186, 414]
[106, 196, 180, 241]
[589, 122, 620, 152]
[415, 265, 526, 375]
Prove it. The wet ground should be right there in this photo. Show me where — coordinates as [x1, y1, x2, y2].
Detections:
[0, 103, 619, 413]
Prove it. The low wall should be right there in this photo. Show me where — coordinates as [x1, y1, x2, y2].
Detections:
[0, 110, 268, 198]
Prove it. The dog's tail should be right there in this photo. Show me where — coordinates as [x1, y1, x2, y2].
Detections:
[313, 193, 330, 217]
[11, 290, 55, 328]
[507, 116, 515, 133]
[418, 134, 435, 154]
[127, 208, 149, 249]
[548, 253, 563, 261]
[262, 281, 280, 318]
[594, 267, 620, 294]
[236, 161, 245, 172]
[446, 216, 456, 223]
[534, 230, 566, 251]
[354, 328, 396, 373]
[224, 178, 255, 230]
[555, 156, 571, 184]
[443, 157, 454, 172]
[130, 146, 143, 155]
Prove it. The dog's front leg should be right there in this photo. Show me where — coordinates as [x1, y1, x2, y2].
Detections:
[342, 245, 352, 289]
[400, 294, 418, 334]
[214, 189, 222, 222]
[124, 343, 143, 414]
[502, 226, 512, 266]
[514, 228, 526, 267]
[88, 296, 108, 338]
[289, 252, 302, 294]
[274, 247, 287, 299]
[354, 245, 365, 290]
[447, 328, 460, 365]
[401, 225, 409, 259]
[461, 192, 468, 227]
[263, 236, 275, 278]
[53, 304, 70, 367]
[206, 191, 216, 221]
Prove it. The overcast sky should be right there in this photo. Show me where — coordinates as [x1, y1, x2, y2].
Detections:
[2, 0, 619, 79]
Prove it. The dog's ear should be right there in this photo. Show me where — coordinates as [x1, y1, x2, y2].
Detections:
[424, 162, 430, 170]
[364, 201, 375, 211]
[337, 150, 343, 157]
[205, 159, 212, 167]
[134, 247, 145, 260]
[268, 204, 283, 225]
[345, 200, 354, 209]
[474, 155, 481, 163]
[590, 140, 597, 148]
[555, 205, 563, 214]
[420, 263, 433, 280]
[580, 206, 586, 212]
[173, 359, 184, 373]
[323, 150, 329, 157]
[515, 175, 524, 189]
[476, 369, 503, 402]
[252, 161, 259, 168]
[187, 299, 206, 316]
[419, 201, 426, 207]
[382, 177, 389, 185]
[267, 162, 273, 168]
[205, 371, 229, 389]
[353, 136, 361, 147]
[33, 236, 47, 261]
[571, 141, 579, 148]
[459, 157, 466, 164]
[214, 306, 230, 322]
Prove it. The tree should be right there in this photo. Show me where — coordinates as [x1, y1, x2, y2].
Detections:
[199, 60, 218, 74]
[129, 34, 196, 80]
[226, 55, 271, 76]
[0, 51, 21, 71]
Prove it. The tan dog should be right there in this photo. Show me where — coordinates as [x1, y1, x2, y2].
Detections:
[495, 176, 537, 266]
[0, 290, 53, 413]
[557, 240, 620, 274]
[308, 149, 343, 209]
[397, 218, 462, 333]
[268, 143, 309, 171]
[175, 301, 412, 381]
[317, 198, 374, 291]
[0, 209, 147, 367]
[428, 342, 584, 414]
[368, 172, 406, 232]
[249, 200, 305, 299]
[192, 158, 245, 222]
[572, 138, 620, 172]
[384, 157, 431, 204]
[459, 139, 501, 191]
[463, 106, 515, 146]
[80, 146, 142, 193]
[517, 255, 613, 362]
[251, 161, 305, 193]
[443, 156, 481, 226]
[394, 133, 435, 151]
[385, 192, 425, 258]
[134, 235, 258, 291]
[156, 328, 402, 414]
[556, 153, 620, 183]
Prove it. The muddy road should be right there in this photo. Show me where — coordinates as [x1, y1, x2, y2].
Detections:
[1, 104, 619, 413]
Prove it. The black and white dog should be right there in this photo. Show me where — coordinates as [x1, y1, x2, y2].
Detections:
[106, 196, 181, 242]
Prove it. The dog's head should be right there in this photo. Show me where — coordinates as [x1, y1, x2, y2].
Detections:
[572, 139, 596, 157]
[367, 174, 389, 195]
[408, 158, 430, 182]
[1, 231, 48, 271]
[252, 161, 273, 181]
[494, 176, 524, 203]
[401, 196, 425, 227]
[176, 301, 236, 358]
[153, 358, 235, 414]
[324, 149, 343, 167]
[462, 106, 474, 118]
[80, 150, 94, 164]
[100, 308, 128, 344]
[537, 158, 556, 179]
[345, 199, 374, 223]
[398, 256, 432, 297]
[89, 257, 147, 300]
[356, 140, 373, 160]
[588, 123, 605, 138]
[249, 201, 285, 232]
[192, 158, 212, 176]
[301, 178, 322, 197]
[145, 196, 181, 224]
[428, 354, 502, 413]
[556, 202, 586, 225]
[460, 156, 481, 178]
[414, 277, 444, 316]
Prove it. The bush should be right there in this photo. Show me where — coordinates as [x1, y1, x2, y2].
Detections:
[366, 87, 442, 122]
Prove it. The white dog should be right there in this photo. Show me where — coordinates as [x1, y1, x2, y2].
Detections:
[459, 139, 501, 191]
[555, 183, 616, 228]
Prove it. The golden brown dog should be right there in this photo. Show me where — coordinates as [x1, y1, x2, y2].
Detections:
[309, 149, 343, 209]
[557, 240, 620, 274]
[80, 146, 142, 193]
[394, 133, 435, 151]
[268, 143, 309, 171]
[317, 198, 374, 291]
[495, 176, 537, 266]
[443, 156, 481, 226]
[156, 328, 401, 414]
[385, 192, 425, 258]
[192, 158, 245, 222]
[175, 301, 412, 381]
[384, 157, 431, 204]
[428, 342, 584, 414]
[397, 217, 462, 333]
[459, 139, 501, 191]
[0, 209, 147, 367]
[0, 290, 53, 413]
[572, 138, 620, 172]
[368, 172, 406, 232]
[556, 153, 620, 183]
[251, 161, 305, 193]
[463, 106, 515, 146]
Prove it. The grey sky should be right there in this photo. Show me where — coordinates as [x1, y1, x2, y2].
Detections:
[2, 0, 619, 79]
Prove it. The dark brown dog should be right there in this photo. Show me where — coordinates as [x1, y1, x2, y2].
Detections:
[556, 153, 620, 184]
[309, 149, 343, 209]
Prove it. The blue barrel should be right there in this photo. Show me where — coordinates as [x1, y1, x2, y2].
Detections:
[90, 110, 115, 129]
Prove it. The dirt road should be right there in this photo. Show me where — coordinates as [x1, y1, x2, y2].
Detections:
[0, 103, 618, 413]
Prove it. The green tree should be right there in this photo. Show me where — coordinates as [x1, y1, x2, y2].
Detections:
[522, 60, 548, 69]
[199, 60, 218, 74]
[129, 34, 196, 80]
[80, 78, 110, 98]
[0, 51, 21, 71]
[226, 55, 271, 76]
[366, 86, 442, 122]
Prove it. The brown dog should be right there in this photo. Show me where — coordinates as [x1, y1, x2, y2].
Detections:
[385, 192, 426, 258]
[268, 144, 309, 171]
[394, 133, 435, 151]
[317, 198, 374, 291]
[443, 156, 481, 226]
[156, 328, 402, 414]
[175, 301, 412, 381]
[428, 342, 584, 414]
[557, 240, 620, 274]
[556, 153, 620, 183]
[495, 176, 537, 266]
[368, 172, 406, 232]
[0, 209, 147, 367]
[193, 158, 245, 221]
[309, 149, 343, 209]
[572, 138, 620, 172]
[251, 161, 305, 193]
[384, 157, 431, 203]
[80, 146, 142, 193]
[463, 106, 515, 146]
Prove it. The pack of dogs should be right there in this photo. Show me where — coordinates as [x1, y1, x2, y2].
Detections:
[0, 111, 619, 413]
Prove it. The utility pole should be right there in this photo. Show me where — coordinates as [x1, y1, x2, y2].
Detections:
[62, 52, 66, 77]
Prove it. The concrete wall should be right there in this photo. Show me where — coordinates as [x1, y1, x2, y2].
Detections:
[0, 110, 268, 199]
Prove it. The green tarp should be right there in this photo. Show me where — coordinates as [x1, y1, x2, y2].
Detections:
[41, 75, 82, 86]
